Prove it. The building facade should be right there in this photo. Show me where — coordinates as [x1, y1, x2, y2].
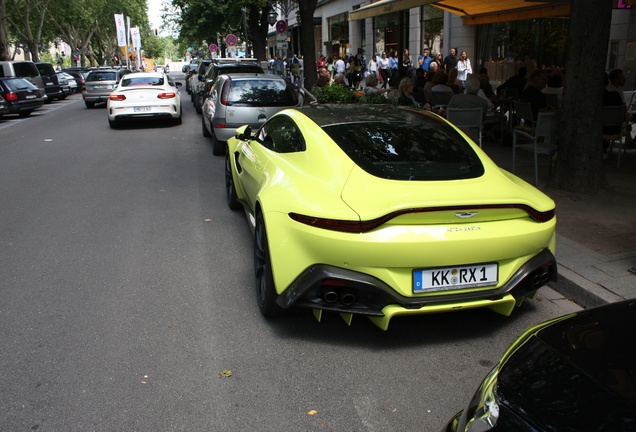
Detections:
[268, 0, 636, 88]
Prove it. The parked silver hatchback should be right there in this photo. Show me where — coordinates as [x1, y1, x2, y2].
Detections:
[82, 68, 131, 108]
[201, 73, 299, 155]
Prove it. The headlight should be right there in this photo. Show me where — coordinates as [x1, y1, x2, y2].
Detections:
[457, 367, 500, 432]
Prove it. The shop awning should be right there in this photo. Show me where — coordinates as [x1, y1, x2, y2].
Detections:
[349, 0, 570, 24]
[349, 0, 438, 21]
[432, 0, 570, 25]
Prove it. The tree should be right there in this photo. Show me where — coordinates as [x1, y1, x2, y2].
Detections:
[5, 0, 52, 61]
[551, 0, 613, 193]
[297, 0, 317, 90]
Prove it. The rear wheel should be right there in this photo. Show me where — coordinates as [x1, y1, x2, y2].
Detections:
[194, 95, 202, 114]
[19, 110, 32, 118]
[85, 101, 95, 109]
[225, 150, 241, 210]
[254, 212, 285, 316]
[202, 115, 211, 137]
[108, 118, 119, 128]
[211, 132, 225, 156]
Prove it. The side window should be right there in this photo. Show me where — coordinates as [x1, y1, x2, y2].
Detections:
[257, 115, 305, 153]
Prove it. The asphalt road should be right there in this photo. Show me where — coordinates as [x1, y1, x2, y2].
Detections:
[0, 77, 579, 432]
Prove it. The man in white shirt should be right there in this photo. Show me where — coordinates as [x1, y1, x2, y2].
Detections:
[335, 56, 346, 75]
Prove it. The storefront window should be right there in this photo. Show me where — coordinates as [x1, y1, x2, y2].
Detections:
[423, 5, 443, 56]
[476, 18, 568, 75]
[328, 13, 349, 58]
[374, 12, 401, 56]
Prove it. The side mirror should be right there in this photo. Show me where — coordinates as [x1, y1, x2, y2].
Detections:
[175, 82, 183, 87]
[235, 125, 252, 141]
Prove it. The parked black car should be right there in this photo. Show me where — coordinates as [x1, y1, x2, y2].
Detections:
[34, 62, 63, 102]
[445, 299, 636, 432]
[193, 58, 263, 114]
[0, 94, 9, 115]
[0, 77, 45, 117]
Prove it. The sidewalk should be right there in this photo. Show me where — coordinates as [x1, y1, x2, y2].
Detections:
[480, 138, 636, 308]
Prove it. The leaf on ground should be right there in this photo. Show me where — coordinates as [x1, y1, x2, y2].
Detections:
[307, 409, 318, 416]
[218, 369, 233, 378]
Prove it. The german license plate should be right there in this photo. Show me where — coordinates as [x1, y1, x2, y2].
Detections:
[413, 263, 498, 293]
[25, 95, 36, 99]
[93, 85, 107, 89]
[134, 106, 151, 112]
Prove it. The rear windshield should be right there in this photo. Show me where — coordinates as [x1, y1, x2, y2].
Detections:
[225, 79, 297, 106]
[217, 65, 263, 77]
[121, 76, 164, 87]
[322, 120, 484, 181]
[2, 62, 39, 78]
[2, 78, 38, 91]
[36, 63, 56, 76]
[86, 71, 116, 81]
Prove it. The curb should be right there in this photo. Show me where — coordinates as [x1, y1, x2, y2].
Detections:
[548, 265, 624, 309]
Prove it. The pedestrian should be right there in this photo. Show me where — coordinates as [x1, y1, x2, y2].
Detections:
[456, 50, 472, 83]
[442, 48, 458, 74]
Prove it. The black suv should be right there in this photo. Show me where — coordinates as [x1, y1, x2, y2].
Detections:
[193, 59, 263, 114]
[35, 62, 63, 103]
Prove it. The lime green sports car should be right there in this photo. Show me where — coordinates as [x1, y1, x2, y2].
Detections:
[225, 104, 557, 330]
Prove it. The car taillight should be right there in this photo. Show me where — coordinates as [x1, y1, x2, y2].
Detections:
[109, 94, 126, 101]
[6, 92, 18, 101]
[220, 78, 232, 105]
[157, 92, 176, 99]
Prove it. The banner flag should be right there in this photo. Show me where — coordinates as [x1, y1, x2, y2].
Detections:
[131, 27, 141, 49]
[114, 14, 126, 47]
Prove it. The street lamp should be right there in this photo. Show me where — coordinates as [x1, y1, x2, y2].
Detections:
[268, 9, 278, 26]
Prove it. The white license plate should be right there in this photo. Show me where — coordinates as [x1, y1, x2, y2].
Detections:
[93, 85, 107, 89]
[413, 263, 498, 293]
[25, 95, 36, 99]
[46, 82, 53, 86]
[134, 106, 151, 112]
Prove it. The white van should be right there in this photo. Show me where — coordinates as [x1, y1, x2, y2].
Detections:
[0, 61, 47, 101]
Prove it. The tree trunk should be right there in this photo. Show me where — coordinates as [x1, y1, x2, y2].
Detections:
[298, 0, 318, 91]
[248, 6, 269, 61]
[0, 0, 9, 60]
[551, 0, 612, 193]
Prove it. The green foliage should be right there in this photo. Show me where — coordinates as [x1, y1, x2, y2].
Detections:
[313, 84, 391, 105]
[313, 84, 358, 104]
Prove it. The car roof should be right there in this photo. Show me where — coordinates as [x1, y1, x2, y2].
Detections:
[293, 104, 444, 128]
[124, 72, 165, 78]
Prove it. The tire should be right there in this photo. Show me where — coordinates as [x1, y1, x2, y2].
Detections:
[211, 132, 225, 156]
[108, 118, 119, 129]
[225, 150, 241, 211]
[174, 113, 182, 125]
[195, 96, 202, 114]
[19, 110, 32, 118]
[202, 115, 211, 137]
[254, 212, 285, 316]
[85, 101, 95, 109]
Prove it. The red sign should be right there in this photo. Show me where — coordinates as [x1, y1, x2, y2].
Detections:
[209, 44, 218, 52]
[276, 20, 287, 33]
[226, 34, 237, 46]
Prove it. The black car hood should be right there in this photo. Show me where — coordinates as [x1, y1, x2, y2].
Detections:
[497, 300, 636, 431]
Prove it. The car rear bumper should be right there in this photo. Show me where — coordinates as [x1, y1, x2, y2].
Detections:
[277, 248, 557, 319]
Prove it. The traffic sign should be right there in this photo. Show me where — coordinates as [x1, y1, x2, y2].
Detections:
[226, 34, 237, 46]
[276, 20, 287, 33]
[209, 43, 218, 53]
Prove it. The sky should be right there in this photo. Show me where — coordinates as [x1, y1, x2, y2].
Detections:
[147, 0, 165, 34]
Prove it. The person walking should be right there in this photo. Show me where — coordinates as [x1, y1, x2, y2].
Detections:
[378, 52, 390, 89]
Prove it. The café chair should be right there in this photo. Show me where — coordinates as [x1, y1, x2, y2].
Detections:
[602, 104, 628, 168]
[446, 107, 484, 147]
[512, 106, 560, 185]
[431, 91, 453, 110]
